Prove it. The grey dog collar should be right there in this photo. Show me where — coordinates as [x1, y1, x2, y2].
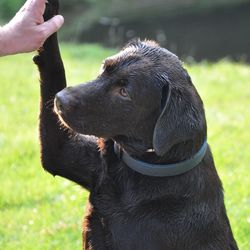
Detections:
[114, 141, 208, 177]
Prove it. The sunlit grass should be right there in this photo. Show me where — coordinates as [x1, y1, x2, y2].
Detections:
[0, 44, 249, 249]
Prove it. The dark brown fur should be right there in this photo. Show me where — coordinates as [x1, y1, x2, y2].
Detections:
[34, 1, 238, 249]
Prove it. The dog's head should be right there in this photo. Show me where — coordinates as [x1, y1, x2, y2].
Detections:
[55, 40, 206, 156]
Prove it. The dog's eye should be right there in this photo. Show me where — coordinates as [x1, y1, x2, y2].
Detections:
[112, 83, 131, 100]
[119, 88, 128, 98]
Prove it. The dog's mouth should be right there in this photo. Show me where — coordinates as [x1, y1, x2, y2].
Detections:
[54, 100, 72, 129]
[53, 96, 80, 131]
[54, 107, 87, 136]
[54, 97, 102, 137]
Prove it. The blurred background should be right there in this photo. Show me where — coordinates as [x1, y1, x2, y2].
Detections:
[1, 0, 250, 62]
[0, 1, 250, 249]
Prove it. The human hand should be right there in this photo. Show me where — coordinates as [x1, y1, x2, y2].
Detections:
[0, 0, 64, 56]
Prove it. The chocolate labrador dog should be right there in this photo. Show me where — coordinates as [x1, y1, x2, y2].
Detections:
[34, 1, 238, 249]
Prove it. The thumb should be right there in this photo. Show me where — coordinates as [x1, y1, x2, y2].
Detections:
[40, 15, 64, 39]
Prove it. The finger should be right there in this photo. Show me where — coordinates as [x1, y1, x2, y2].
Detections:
[30, 0, 47, 14]
[39, 15, 64, 39]
[20, 0, 46, 15]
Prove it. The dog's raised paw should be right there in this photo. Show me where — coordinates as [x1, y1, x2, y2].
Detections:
[43, 0, 59, 21]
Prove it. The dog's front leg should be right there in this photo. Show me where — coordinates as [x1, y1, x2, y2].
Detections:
[34, 0, 100, 189]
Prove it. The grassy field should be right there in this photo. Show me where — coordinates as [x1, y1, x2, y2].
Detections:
[0, 44, 249, 249]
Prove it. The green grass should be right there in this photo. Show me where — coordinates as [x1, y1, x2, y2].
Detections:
[0, 43, 249, 249]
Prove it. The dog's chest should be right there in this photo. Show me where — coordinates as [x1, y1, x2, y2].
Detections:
[84, 161, 193, 249]
[85, 194, 170, 250]
[85, 179, 177, 250]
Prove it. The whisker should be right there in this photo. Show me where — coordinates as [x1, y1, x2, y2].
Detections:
[45, 98, 55, 109]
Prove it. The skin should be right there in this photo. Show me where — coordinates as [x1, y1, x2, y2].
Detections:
[0, 0, 64, 56]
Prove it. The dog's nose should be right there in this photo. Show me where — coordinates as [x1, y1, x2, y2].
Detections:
[55, 92, 70, 114]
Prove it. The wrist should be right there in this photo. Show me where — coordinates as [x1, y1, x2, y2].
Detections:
[0, 25, 13, 56]
[0, 26, 7, 56]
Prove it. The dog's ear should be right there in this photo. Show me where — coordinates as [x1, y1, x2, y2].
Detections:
[153, 74, 204, 156]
